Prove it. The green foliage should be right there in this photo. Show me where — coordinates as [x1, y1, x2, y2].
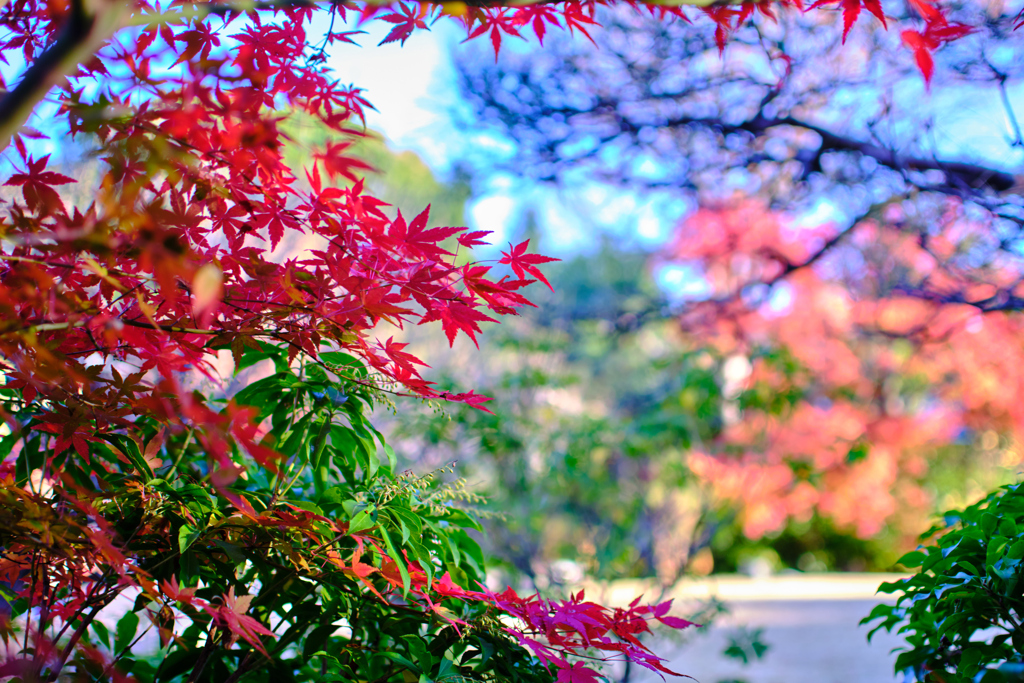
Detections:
[386, 239, 928, 580]
[386, 243, 728, 587]
[721, 627, 770, 666]
[710, 515, 887, 574]
[0, 343, 552, 683]
[864, 483, 1024, 683]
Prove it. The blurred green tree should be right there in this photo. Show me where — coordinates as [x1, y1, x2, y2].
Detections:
[383, 225, 1023, 581]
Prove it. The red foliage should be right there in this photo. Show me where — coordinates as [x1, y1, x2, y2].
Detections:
[485, 588, 696, 677]
[0, 0, 560, 483]
[500, 239, 560, 292]
[667, 198, 1024, 545]
[902, 18, 973, 84]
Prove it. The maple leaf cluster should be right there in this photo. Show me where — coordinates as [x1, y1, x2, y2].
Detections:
[0, 0, 567, 479]
[320, 535, 696, 678]
[487, 589, 697, 681]
[0, 440, 700, 680]
[353, 0, 985, 82]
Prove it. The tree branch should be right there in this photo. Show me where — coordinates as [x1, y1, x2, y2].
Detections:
[185, 627, 220, 683]
[0, 0, 316, 149]
[893, 284, 1024, 313]
[0, 0, 128, 150]
[633, 112, 1019, 194]
[471, 72, 1017, 196]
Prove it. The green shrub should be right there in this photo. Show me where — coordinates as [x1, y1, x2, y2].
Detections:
[865, 483, 1024, 683]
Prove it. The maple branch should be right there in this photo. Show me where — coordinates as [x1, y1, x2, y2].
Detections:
[185, 627, 220, 683]
[616, 112, 1019, 195]
[5, 318, 218, 336]
[47, 592, 116, 682]
[222, 652, 257, 683]
[601, 207, 874, 335]
[0, 0, 127, 150]
[992, 64, 1024, 148]
[119, 319, 218, 335]
[262, 330, 418, 399]
[96, 623, 154, 681]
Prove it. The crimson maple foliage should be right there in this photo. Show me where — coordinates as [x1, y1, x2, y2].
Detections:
[0, 0, 1003, 680]
[665, 199, 1024, 554]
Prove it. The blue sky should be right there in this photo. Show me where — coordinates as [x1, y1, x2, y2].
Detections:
[323, 15, 690, 256]
[323, 11, 1024, 266]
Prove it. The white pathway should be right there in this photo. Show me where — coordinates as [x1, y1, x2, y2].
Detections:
[586, 574, 909, 683]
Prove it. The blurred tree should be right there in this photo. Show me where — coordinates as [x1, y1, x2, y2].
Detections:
[388, 235, 1024, 578]
[445, 4, 1024, 574]
[386, 240, 726, 588]
[455, 2, 1024, 306]
[661, 200, 1024, 563]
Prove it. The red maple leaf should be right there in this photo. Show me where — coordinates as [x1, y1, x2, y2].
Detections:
[907, 0, 944, 23]
[902, 19, 972, 85]
[421, 298, 497, 347]
[561, 3, 599, 44]
[511, 5, 561, 44]
[204, 587, 275, 655]
[379, 2, 429, 46]
[808, 0, 886, 43]
[466, 8, 522, 60]
[5, 154, 75, 214]
[391, 206, 462, 259]
[700, 5, 740, 54]
[431, 571, 484, 599]
[457, 230, 492, 249]
[556, 662, 602, 683]
[315, 140, 375, 181]
[499, 239, 559, 291]
[439, 389, 495, 414]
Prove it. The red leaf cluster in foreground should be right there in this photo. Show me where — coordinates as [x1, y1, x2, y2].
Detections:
[335, 540, 696, 678]
[488, 589, 698, 679]
[0, 0, 555, 475]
